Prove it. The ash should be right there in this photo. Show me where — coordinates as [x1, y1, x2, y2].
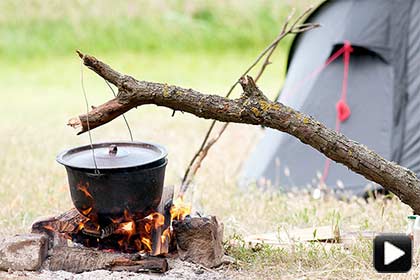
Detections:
[0, 259, 231, 280]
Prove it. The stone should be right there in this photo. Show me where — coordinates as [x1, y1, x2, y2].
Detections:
[0, 233, 49, 271]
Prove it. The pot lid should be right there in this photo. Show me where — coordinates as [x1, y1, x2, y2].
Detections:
[56, 141, 167, 170]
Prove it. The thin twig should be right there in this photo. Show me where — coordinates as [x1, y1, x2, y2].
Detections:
[181, 36, 282, 193]
[180, 120, 216, 184]
[181, 24, 287, 186]
[180, 7, 318, 193]
[254, 38, 280, 82]
[180, 123, 229, 195]
[281, 8, 296, 33]
[292, 23, 320, 33]
[290, 5, 315, 30]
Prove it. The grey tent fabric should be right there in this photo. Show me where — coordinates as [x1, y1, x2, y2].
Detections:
[240, 0, 419, 196]
[401, 1, 420, 175]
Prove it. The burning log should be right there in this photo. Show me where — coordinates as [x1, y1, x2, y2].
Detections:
[32, 185, 175, 253]
[32, 208, 86, 235]
[173, 216, 224, 268]
[32, 208, 87, 247]
[29, 186, 178, 274]
[152, 185, 173, 256]
[29, 186, 226, 272]
[81, 220, 118, 239]
[46, 246, 168, 273]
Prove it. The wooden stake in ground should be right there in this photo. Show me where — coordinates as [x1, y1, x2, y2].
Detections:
[68, 52, 420, 213]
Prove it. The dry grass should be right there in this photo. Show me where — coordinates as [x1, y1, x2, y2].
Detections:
[223, 194, 414, 279]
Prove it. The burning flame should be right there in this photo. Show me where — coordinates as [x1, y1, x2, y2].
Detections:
[42, 224, 56, 232]
[145, 222, 152, 234]
[161, 228, 171, 244]
[77, 183, 93, 200]
[81, 207, 92, 216]
[144, 212, 165, 229]
[120, 221, 135, 233]
[170, 196, 191, 220]
[141, 237, 152, 251]
[45, 187, 192, 255]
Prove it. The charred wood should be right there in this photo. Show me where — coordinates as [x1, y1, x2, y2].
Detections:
[46, 246, 168, 273]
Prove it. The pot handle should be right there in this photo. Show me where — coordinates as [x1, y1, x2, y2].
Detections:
[80, 63, 134, 175]
[86, 172, 106, 178]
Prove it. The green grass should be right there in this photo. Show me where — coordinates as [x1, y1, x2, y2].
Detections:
[0, 0, 302, 61]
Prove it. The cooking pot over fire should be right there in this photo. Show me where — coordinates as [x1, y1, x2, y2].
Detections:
[57, 141, 167, 226]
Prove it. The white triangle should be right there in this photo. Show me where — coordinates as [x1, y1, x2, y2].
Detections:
[384, 241, 405, 265]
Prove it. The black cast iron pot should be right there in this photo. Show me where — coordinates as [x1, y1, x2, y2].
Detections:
[56, 141, 167, 226]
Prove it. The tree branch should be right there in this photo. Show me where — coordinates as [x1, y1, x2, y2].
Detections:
[76, 51, 125, 87]
[69, 52, 420, 213]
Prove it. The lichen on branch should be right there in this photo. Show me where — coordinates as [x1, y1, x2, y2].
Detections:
[69, 52, 420, 214]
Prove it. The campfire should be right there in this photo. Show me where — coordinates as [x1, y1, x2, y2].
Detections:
[44, 186, 191, 256]
[0, 140, 219, 276]
[69, 202, 172, 255]
[27, 185, 224, 274]
[10, 141, 225, 274]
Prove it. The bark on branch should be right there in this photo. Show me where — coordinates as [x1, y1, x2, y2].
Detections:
[69, 52, 420, 213]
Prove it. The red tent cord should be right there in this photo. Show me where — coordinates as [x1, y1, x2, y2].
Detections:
[284, 47, 346, 98]
[320, 41, 353, 184]
[280, 41, 353, 186]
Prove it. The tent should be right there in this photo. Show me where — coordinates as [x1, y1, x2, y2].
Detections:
[239, 0, 420, 196]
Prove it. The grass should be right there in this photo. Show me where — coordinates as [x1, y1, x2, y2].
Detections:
[222, 194, 414, 279]
[0, 0, 300, 61]
[0, 1, 416, 279]
[225, 238, 374, 279]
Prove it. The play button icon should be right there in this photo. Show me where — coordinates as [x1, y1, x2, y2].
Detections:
[374, 234, 411, 273]
[384, 241, 405, 265]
